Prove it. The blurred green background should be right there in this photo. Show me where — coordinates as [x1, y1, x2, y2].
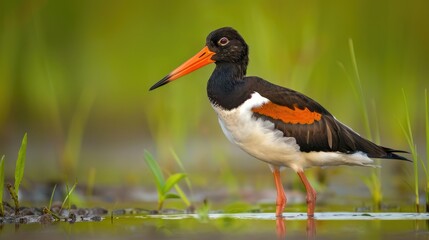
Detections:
[0, 0, 428, 201]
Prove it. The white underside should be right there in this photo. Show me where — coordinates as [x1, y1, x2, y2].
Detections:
[211, 92, 374, 172]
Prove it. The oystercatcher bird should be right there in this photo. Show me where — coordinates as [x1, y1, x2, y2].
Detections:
[149, 27, 409, 217]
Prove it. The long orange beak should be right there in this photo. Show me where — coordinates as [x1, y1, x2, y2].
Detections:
[149, 46, 215, 91]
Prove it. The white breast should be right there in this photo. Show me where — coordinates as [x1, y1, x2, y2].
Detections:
[211, 92, 375, 172]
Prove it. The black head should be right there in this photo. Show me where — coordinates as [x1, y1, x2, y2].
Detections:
[149, 27, 249, 91]
[206, 27, 249, 65]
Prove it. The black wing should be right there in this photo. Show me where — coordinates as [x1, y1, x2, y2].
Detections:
[248, 77, 409, 161]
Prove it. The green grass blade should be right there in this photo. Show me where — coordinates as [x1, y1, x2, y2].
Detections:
[48, 184, 57, 210]
[402, 90, 415, 149]
[64, 183, 70, 209]
[143, 150, 165, 193]
[174, 184, 191, 207]
[348, 39, 361, 86]
[170, 149, 185, 171]
[0, 155, 5, 216]
[425, 89, 429, 211]
[61, 180, 77, 210]
[425, 89, 429, 180]
[170, 148, 193, 194]
[348, 39, 372, 140]
[401, 89, 419, 212]
[343, 41, 382, 208]
[163, 173, 186, 195]
[14, 133, 27, 194]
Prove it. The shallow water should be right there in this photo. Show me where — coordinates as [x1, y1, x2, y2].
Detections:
[1, 212, 429, 240]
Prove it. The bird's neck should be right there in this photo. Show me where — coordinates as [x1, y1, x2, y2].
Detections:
[207, 62, 248, 108]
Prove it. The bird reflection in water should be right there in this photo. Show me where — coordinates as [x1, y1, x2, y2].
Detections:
[276, 216, 316, 239]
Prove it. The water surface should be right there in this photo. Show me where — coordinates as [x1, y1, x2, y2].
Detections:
[1, 212, 429, 240]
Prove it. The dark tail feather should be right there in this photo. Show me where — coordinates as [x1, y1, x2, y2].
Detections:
[337, 119, 411, 162]
[382, 147, 411, 161]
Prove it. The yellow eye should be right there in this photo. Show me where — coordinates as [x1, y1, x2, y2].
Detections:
[218, 37, 229, 46]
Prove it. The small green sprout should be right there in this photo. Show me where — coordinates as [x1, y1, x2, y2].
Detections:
[197, 198, 211, 222]
[6, 133, 27, 215]
[143, 150, 188, 211]
[48, 184, 57, 210]
[43, 184, 61, 220]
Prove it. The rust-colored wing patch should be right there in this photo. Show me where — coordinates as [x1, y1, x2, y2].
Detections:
[252, 102, 322, 124]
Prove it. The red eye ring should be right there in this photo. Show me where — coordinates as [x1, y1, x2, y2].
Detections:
[218, 37, 229, 46]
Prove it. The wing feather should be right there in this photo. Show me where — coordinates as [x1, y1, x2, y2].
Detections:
[246, 77, 408, 161]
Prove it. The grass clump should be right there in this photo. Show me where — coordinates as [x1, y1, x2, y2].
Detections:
[42, 184, 61, 220]
[42, 181, 78, 221]
[143, 150, 189, 211]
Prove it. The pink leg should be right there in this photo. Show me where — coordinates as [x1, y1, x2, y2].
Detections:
[273, 168, 287, 217]
[307, 217, 316, 239]
[276, 216, 286, 239]
[297, 171, 317, 217]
